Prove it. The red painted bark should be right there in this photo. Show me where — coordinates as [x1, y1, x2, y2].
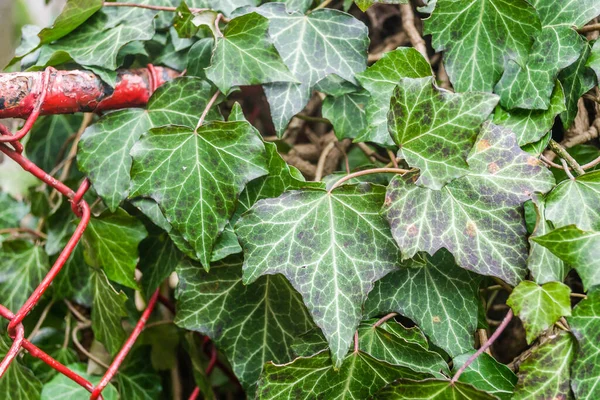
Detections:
[0, 66, 179, 119]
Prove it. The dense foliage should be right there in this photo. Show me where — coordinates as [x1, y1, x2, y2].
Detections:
[2, 0, 600, 398]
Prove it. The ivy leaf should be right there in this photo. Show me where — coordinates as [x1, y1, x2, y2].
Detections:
[0, 241, 49, 311]
[512, 332, 575, 400]
[116, 348, 162, 400]
[90, 269, 127, 355]
[236, 184, 401, 367]
[186, 38, 213, 79]
[383, 123, 555, 285]
[175, 256, 315, 395]
[545, 170, 600, 231]
[173, 2, 199, 38]
[205, 12, 296, 94]
[257, 350, 428, 399]
[424, 0, 540, 92]
[52, 244, 92, 305]
[82, 208, 147, 289]
[0, 336, 42, 399]
[358, 320, 449, 377]
[183, 333, 216, 400]
[41, 363, 118, 400]
[528, 194, 568, 284]
[256, 3, 369, 135]
[26, 115, 83, 172]
[322, 91, 369, 141]
[356, 48, 431, 146]
[354, 0, 406, 12]
[493, 82, 565, 146]
[197, 0, 258, 17]
[558, 41, 597, 129]
[588, 39, 600, 82]
[531, 0, 600, 29]
[0, 192, 29, 229]
[37, 0, 102, 44]
[388, 76, 498, 189]
[568, 287, 600, 400]
[139, 233, 182, 300]
[533, 226, 600, 290]
[374, 378, 497, 399]
[452, 352, 517, 400]
[130, 121, 268, 268]
[507, 281, 571, 343]
[364, 249, 481, 358]
[79, 77, 220, 212]
[37, 11, 155, 71]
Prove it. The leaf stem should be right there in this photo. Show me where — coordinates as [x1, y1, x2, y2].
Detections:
[103, 1, 208, 13]
[353, 331, 360, 353]
[315, 141, 336, 181]
[328, 167, 412, 192]
[387, 149, 399, 168]
[195, 90, 221, 131]
[451, 309, 513, 384]
[549, 139, 585, 176]
[373, 313, 398, 328]
[314, 0, 334, 10]
[0, 227, 47, 239]
[295, 114, 330, 124]
[578, 23, 600, 34]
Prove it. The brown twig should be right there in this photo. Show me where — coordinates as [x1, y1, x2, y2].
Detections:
[373, 313, 398, 328]
[103, 1, 208, 13]
[0, 227, 47, 239]
[578, 23, 600, 34]
[549, 139, 585, 176]
[315, 141, 336, 181]
[328, 167, 412, 192]
[400, 3, 429, 62]
[72, 322, 111, 370]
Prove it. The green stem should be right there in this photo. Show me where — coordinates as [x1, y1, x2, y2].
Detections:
[549, 139, 585, 176]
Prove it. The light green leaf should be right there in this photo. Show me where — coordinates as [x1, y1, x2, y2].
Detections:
[41, 363, 118, 400]
[358, 320, 449, 377]
[364, 249, 481, 358]
[0, 241, 49, 311]
[38, 0, 102, 44]
[354, 0, 406, 12]
[507, 281, 571, 343]
[527, 194, 568, 284]
[374, 378, 497, 399]
[452, 352, 517, 400]
[130, 121, 268, 268]
[568, 287, 600, 400]
[355, 47, 432, 146]
[78, 77, 219, 212]
[533, 226, 600, 290]
[90, 269, 127, 355]
[205, 12, 296, 94]
[322, 91, 369, 140]
[236, 184, 401, 367]
[512, 332, 575, 400]
[175, 256, 315, 395]
[493, 82, 565, 146]
[383, 123, 555, 285]
[388, 76, 498, 189]
[257, 351, 428, 400]
[0, 336, 42, 400]
[0, 192, 29, 229]
[26, 114, 83, 172]
[82, 208, 148, 289]
[558, 41, 597, 129]
[425, 0, 540, 92]
[545, 170, 600, 231]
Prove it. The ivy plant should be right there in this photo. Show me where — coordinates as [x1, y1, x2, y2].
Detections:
[2, 0, 600, 398]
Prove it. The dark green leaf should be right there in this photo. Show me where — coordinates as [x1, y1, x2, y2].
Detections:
[354, 0, 406, 12]
[374, 378, 497, 399]
[0, 335, 42, 400]
[90, 269, 127, 355]
[25, 114, 82, 172]
[186, 38, 214, 79]
[322, 91, 369, 141]
[452, 352, 517, 400]
[116, 348, 162, 400]
[139, 233, 182, 300]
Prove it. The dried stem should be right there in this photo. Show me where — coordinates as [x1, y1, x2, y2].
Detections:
[387, 149, 399, 168]
[328, 167, 412, 192]
[103, 1, 208, 13]
[549, 139, 585, 176]
[451, 310, 513, 384]
[27, 301, 54, 341]
[578, 23, 600, 34]
[295, 114, 330, 124]
[315, 141, 336, 181]
[0, 228, 46, 239]
[477, 329, 492, 355]
[62, 313, 71, 349]
[400, 3, 429, 62]
[314, 0, 334, 10]
[72, 322, 111, 370]
[561, 158, 576, 180]
[64, 300, 91, 324]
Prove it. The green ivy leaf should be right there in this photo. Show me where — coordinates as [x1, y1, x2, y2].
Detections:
[354, 0, 406, 12]
[130, 121, 268, 268]
[588, 39, 600, 82]
[257, 350, 428, 399]
[388, 76, 498, 189]
[452, 352, 517, 400]
[41, 363, 118, 400]
[90, 269, 127, 355]
[568, 287, 600, 400]
[545, 170, 600, 231]
[512, 332, 575, 400]
[493, 82, 565, 146]
[533, 226, 600, 290]
[78, 77, 220, 212]
[0, 241, 49, 311]
[175, 256, 315, 395]
[186, 38, 213, 79]
[558, 41, 597, 129]
[364, 250, 481, 358]
[383, 123, 555, 285]
[322, 91, 369, 141]
[206, 12, 296, 94]
[82, 208, 148, 289]
[355, 48, 432, 146]
[236, 184, 401, 367]
[0, 192, 29, 229]
[507, 281, 571, 343]
[116, 348, 162, 400]
[358, 320, 449, 377]
[527, 194, 568, 284]
[139, 233, 182, 300]
[37, 0, 103, 44]
[374, 378, 497, 399]
[0, 335, 42, 399]
[425, 0, 540, 92]
[183, 333, 216, 400]
[52, 244, 92, 305]
[173, 2, 199, 38]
